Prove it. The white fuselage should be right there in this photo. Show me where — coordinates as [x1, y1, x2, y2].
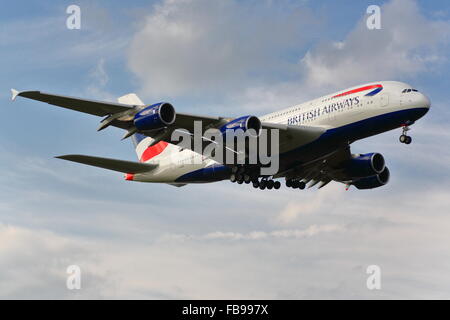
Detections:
[129, 81, 430, 184]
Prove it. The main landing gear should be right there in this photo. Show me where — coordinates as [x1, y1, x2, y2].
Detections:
[399, 125, 412, 145]
[286, 179, 306, 190]
[230, 166, 253, 184]
[229, 166, 281, 190]
[230, 175, 281, 190]
[254, 178, 281, 190]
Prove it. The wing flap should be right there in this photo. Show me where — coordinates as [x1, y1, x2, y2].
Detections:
[56, 154, 157, 173]
[174, 113, 227, 131]
[276, 147, 352, 189]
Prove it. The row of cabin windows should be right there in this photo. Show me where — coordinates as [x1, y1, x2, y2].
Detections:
[267, 106, 303, 119]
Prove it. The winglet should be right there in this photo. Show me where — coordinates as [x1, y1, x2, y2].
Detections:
[11, 89, 20, 101]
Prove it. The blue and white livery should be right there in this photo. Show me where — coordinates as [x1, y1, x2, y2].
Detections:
[11, 80, 430, 190]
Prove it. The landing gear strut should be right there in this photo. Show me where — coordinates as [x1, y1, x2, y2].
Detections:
[399, 125, 412, 145]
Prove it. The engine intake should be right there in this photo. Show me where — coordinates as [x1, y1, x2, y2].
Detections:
[134, 102, 176, 131]
[342, 153, 385, 178]
[220, 115, 261, 137]
[353, 167, 390, 190]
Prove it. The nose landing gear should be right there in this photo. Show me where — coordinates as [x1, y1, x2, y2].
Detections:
[399, 125, 412, 145]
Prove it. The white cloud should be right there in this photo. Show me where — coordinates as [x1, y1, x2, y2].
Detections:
[85, 58, 118, 101]
[160, 224, 345, 242]
[126, 0, 450, 115]
[127, 0, 320, 100]
[301, 0, 450, 88]
[0, 224, 112, 299]
[275, 184, 346, 225]
[3, 182, 450, 299]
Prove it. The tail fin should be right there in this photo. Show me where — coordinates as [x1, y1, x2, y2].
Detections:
[117, 93, 169, 162]
[117, 93, 144, 106]
[117, 93, 146, 159]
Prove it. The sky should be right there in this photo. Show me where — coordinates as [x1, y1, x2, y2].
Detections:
[1, 0, 450, 299]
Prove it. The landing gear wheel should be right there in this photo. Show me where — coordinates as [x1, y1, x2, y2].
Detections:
[292, 180, 300, 189]
[244, 174, 251, 183]
[274, 181, 281, 189]
[399, 135, 412, 144]
[237, 180, 243, 184]
[399, 135, 407, 144]
[399, 125, 413, 144]
[230, 174, 236, 183]
[298, 181, 306, 190]
[253, 181, 260, 188]
[267, 180, 274, 190]
[259, 179, 267, 189]
[286, 180, 292, 188]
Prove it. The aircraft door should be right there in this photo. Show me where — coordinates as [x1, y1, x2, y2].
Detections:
[379, 93, 389, 107]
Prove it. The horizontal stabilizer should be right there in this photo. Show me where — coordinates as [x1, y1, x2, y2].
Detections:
[56, 154, 157, 174]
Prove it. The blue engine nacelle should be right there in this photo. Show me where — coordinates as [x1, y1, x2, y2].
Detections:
[134, 102, 176, 131]
[342, 153, 386, 178]
[219, 115, 262, 137]
[353, 167, 390, 190]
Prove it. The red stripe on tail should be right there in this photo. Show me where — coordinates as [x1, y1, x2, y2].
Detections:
[140, 141, 169, 162]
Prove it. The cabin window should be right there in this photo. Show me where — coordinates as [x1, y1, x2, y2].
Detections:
[402, 88, 418, 93]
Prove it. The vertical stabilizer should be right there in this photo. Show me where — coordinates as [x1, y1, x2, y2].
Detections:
[117, 93, 170, 162]
[117, 93, 144, 106]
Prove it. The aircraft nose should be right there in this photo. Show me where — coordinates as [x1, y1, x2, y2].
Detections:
[417, 93, 431, 109]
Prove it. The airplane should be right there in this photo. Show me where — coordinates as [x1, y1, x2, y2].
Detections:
[11, 80, 430, 190]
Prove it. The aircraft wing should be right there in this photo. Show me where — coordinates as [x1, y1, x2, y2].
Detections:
[13, 89, 327, 163]
[12, 89, 227, 133]
[274, 147, 353, 189]
[12, 90, 133, 117]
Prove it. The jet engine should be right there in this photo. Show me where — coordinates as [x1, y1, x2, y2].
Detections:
[341, 153, 385, 178]
[134, 102, 176, 131]
[352, 167, 390, 190]
[219, 115, 262, 137]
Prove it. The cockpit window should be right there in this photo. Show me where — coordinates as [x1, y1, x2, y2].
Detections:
[402, 88, 419, 93]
